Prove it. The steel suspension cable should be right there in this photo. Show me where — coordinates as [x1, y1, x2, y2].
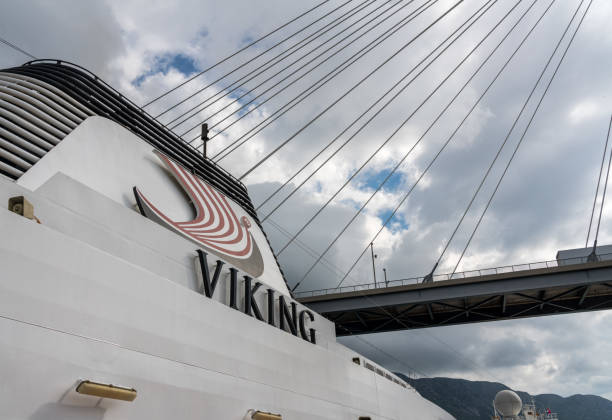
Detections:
[585, 115, 612, 247]
[153, 0, 354, 118]
[335, 0, 556, 289]
[0, 36, 37, 60]
[169, 0, 389, 132]
[169, 0, 381, 131]
[265, 218, 351, 279]
[232, 0, 462, 176]
[258, 0, 498, 220]
[209, 0, 440, 162]
[290, 0, 532, 291]
[256, 0, 493, 213]
[592, 114, 612, 248]
[444, 0, 591, 277]
[143, 0, 333, 109]
[176, 0, 409, 138]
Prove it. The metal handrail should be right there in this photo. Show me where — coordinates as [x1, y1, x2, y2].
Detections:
[294, 252, 612, 298]
[21, 59, 247, 190]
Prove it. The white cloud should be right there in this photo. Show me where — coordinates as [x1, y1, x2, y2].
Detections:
[568, 99, 603, 124]
[2, 0, 612, 401]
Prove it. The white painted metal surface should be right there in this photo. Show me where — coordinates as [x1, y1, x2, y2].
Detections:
[0, 116, 454, 419]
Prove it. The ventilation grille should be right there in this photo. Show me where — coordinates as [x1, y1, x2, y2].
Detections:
[0, 71, 93, 179]
[3, 61, 256, 220]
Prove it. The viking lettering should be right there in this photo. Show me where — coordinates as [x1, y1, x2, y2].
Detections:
[244, 276, 264, 321]
[299, 309, 316, 344]
[229, 267, 239, 310]
[197, 250, 225, 298]
[193, 249, 316, 344]
[267, 289, 276, 326]
[279, 296, 298, 336]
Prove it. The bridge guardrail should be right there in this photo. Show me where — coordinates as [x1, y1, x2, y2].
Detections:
[294, 252, 612, 298]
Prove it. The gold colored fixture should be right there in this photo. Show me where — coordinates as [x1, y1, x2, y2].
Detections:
[76, 380, 137, 402]
[252, 411, 282, 420]
[8, 196, 34, 219]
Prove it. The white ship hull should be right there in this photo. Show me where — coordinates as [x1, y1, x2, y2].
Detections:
[0, 63, 454, 420]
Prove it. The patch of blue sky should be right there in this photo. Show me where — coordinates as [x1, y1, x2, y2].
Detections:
[339, 197, 361, 211]
[132, 53, 199, 87]
[359, 168, 404, 192]
[226, 86, 263, 116]
[240, 35, 255, 47]
[377, 209, 409, 232]
[335, 198, 409, 233]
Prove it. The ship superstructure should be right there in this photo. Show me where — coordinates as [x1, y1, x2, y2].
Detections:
[492, 390, 558, 420]
[0, 61, 453, 419]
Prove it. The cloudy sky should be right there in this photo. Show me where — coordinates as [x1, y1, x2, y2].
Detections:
[2, 0, 612, 400]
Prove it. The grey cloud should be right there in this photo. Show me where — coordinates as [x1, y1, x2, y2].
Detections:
[0, 0, 125, 81]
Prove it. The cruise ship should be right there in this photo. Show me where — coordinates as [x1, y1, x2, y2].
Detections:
[492, 390, 558, 420]
[0, 60, 454, 419]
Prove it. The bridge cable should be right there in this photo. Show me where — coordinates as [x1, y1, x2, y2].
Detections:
[178, 0, 416, 139]
[257, 0, 503, 219]
[233, 0, 462, 176]
[335, 0, 558, 288]
[289, 0, 537, 291]
[591, 114, 612, 250]
[448, 0, 593, 277]
[155, 0, 367, 120]
[200, 0, 435, 157]
[152, 0, 355, 118]
[209, 0, 443, 163]
[586, 114, 612, 247]
[142, 0, 333, 108]
[0, 36, 37, 60]
[265, 218, 353, 280]
[168, 0, 398, 133]
[255, 0, 494, 213]
[166, 0, 381, 129]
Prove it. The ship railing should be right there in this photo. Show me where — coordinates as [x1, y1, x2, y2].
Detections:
[295, 252, 612, 298]
[21, 59, 248, 191]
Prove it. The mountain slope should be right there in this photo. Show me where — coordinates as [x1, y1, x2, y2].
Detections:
[394, 375, 612, 420]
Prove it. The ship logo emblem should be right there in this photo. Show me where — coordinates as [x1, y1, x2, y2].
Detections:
[133, 150, 264, 277]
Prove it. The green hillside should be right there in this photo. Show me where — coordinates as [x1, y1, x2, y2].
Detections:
[394, 375, 612, 420]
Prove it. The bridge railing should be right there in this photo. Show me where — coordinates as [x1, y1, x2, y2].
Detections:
[294, 252, 612, 298]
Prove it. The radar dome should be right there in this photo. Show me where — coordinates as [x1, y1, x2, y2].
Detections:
[494, 390, 522, 417]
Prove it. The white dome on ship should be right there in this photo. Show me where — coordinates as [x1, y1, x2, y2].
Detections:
[494, 390, 522, 417]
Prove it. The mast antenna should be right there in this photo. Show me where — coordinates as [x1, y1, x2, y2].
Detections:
[201, 123, 210, 158]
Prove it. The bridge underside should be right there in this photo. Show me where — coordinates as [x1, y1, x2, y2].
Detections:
[298, 260, 612, 336]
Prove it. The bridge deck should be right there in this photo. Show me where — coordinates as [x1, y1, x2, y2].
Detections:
[297, 260, 612, 336]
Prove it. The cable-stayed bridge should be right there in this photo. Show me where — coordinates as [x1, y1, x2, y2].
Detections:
[296, 253, 612, 336]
